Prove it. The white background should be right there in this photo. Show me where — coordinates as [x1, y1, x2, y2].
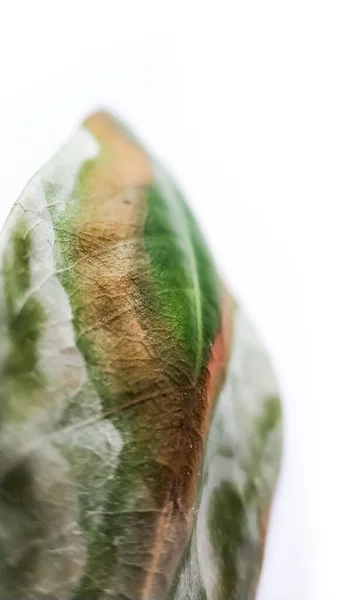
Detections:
[0, 2, 336, 599]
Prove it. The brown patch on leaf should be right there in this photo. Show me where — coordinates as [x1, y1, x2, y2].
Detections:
[77, 111, 157, 396]
[84, 111, 153, 188]
[69, 112, 232, 598]
[206, 288, 234, 423]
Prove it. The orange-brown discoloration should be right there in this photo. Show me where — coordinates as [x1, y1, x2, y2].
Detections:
[141, 496, 174, 600]
[260, 511, 270, 546]
[139, 302, 234, 599]
[77, 111, 156, 396]
[84, 111, 153, 189]
[206, 289, 234, 418]
[70, 112, 234, 597]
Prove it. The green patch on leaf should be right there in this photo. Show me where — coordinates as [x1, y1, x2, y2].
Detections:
[144, 176, 222, 379]
[208, 481, 246, 599]
[256, 395, 281, 444]
[0, 219, 45, 423]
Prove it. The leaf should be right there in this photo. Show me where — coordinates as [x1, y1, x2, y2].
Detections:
[0, 111, 281, 600]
